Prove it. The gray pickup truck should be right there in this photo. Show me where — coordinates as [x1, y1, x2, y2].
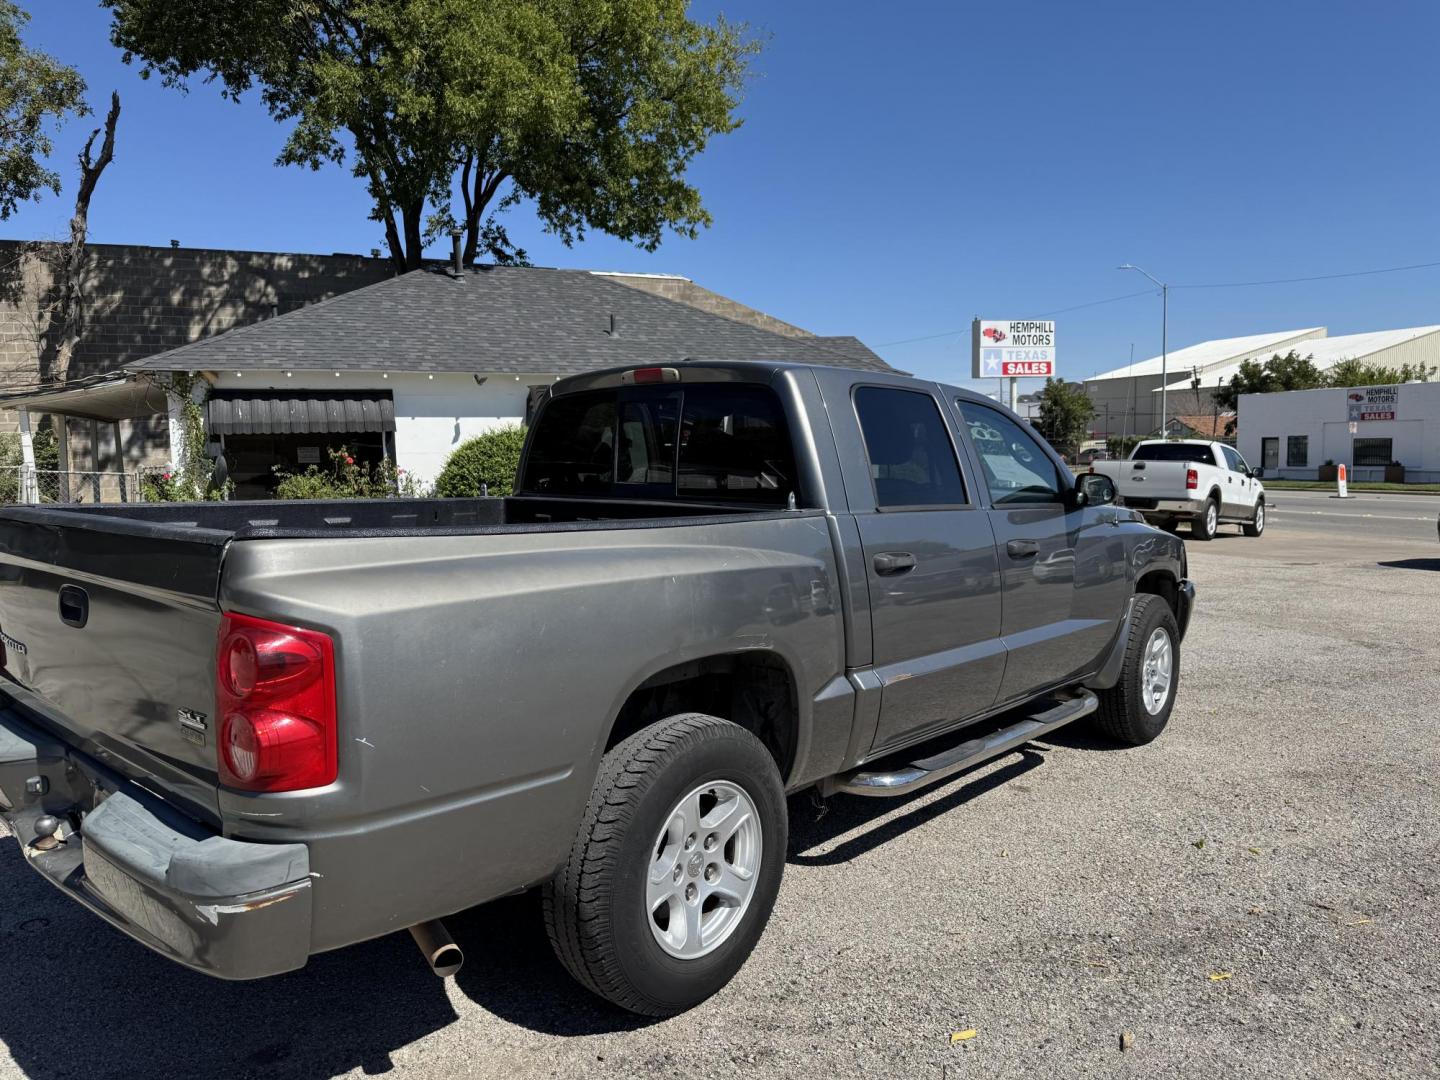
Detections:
[0, 361, 1193, 1016]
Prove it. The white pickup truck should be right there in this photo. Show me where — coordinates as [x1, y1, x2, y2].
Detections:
[1090, 439, 1266, 540]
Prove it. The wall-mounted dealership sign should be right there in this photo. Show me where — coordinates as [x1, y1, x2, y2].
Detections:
[971, 319, 1056, 378]
[1346, 385, 1397, 422]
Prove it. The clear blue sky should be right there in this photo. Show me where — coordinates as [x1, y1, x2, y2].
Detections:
[6, 1, 1440, 389]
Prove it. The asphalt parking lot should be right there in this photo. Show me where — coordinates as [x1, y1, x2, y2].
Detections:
[2, 496, 1437, 1080]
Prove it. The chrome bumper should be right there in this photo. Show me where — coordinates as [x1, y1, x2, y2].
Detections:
[0, 700, 313, 980]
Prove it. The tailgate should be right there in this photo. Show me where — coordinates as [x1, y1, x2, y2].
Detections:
[1101, 460, 1189, 498]
[0, 507, 231, 823]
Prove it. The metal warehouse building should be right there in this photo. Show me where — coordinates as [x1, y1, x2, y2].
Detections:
[1085, 324, 1440, 441]
[1238, 380, 1440, 483]
[1083, 327, 1326, 438]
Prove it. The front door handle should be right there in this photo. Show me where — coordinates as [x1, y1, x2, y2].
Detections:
[872, 552, 916, 575]
[1006, 539, 1040, 559]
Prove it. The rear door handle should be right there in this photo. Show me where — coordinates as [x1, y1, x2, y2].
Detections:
[1006, 539, 1039, 559]
[872, 552, 916, 575]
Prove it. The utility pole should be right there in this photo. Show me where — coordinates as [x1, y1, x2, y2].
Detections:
[1118, 264, 1168, 436]
[1120, 342, 1134, 452]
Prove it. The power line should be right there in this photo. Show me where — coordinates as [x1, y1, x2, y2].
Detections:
[1039, 288, 1155, 316]
[873, 257, 1440, 349]
[875, 288, 1154, 348]
[1174, 259, 1440, 290]
[874, 328, 964, 347]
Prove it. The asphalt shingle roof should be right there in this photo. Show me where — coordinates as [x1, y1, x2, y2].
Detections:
[124, 265, 898, 376]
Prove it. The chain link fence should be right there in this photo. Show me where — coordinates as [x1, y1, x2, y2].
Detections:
[0, 465, 154, 505]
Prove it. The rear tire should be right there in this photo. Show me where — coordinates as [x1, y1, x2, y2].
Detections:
[543, 713, 787, 1016]
[1243, 497, 1265, 537]
[1093, 594, 1180, 746]
[1190, 496, 1219, 541]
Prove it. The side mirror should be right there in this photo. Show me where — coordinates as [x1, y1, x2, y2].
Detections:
[1077, 472, 1117, 507]
[1250, 467, 1264, 479]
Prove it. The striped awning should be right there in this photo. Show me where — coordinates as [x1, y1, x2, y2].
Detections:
[207, 392, 395, 435]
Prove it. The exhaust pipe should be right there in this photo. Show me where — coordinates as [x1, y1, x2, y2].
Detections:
[409, 920, 464, 978]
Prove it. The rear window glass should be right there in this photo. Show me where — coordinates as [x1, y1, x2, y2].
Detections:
[523, 384, 797, 506]
[1131, 442, 1216, 465]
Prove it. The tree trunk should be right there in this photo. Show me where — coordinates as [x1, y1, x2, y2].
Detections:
[381, 204, 405, 274]
[47, 92, 120, 388]
[401, 199, 425, 270]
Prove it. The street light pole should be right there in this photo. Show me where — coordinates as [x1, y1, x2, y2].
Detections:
[1118, 263, 1168, 436]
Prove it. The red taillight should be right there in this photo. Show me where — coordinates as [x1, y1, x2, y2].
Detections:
[1186, 467, 1198, 491]
[216, 613, 337, 793]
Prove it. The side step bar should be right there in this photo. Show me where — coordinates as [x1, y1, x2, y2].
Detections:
[830, 690, 1099, 798]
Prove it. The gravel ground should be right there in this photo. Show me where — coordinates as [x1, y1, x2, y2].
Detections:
[2, 525, 1438, 1080]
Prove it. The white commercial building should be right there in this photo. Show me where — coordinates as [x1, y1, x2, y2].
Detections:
[1238, 381, 1440, 483]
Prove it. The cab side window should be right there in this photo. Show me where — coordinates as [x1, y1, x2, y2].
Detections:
[956, 401, 1061, 506]
[853, 387, 967, 508]
[1221, 445, 1246, 473]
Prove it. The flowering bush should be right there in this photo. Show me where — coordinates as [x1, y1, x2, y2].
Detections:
[273, 448, 425, 500]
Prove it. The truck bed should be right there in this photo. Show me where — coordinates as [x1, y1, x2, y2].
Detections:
[0, 494, 806, 824]
[8, 493, 779, 541]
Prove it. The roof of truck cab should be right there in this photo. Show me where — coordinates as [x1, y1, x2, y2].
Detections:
[123, 264, 901, 376]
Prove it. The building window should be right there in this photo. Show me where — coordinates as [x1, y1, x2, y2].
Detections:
[1286, 436, 1308, 467]
[1353, 438, 1393, 467]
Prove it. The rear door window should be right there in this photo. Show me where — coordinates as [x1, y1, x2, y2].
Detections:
[853, 387, 967, 508]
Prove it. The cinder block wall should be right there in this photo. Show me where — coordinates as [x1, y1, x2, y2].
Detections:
[0, 242, 394, 462]
[595, 273, 815, 340]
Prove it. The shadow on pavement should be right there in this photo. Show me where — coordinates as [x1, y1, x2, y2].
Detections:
[1035, 724, 1130, 753]
[0, 837, 459, 1080]
[787, 749, 1047, 867]
[447, 893, 659, 1037]
[1377, 558, 1440, 572]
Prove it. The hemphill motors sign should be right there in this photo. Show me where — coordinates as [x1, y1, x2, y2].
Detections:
[971, 319, 1057, 379]
[1346, 385, 1398, 422]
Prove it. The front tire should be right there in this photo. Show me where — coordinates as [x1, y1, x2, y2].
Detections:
[1093, 594, 1180, 746]
[543, 713, 788, 1016]
[1243, 497, 1265, 537]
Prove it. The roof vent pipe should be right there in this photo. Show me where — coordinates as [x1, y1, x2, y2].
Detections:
[608, 313, 617, 337]
[450, 230, 463, 277]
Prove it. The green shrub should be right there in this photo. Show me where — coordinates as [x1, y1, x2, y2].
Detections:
[434, 426, 526, 498]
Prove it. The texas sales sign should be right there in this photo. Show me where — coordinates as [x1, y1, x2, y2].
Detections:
[971, 319, 1057, 379]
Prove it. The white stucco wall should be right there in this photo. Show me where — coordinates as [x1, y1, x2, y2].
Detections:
[203, 370, 558, 486]
[1238, 381, 1440, 483]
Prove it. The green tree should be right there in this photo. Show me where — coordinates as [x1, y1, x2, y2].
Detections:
[104, 0, 759, 271]
[0, 0, 88, 219]
[1034, 378, 1094, 458]
[1322, 356, 1435, 388]
[1213, 350, 1326, 412]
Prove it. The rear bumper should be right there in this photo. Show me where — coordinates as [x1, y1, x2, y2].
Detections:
[1124, 497, 1208, 518]
[0, 701, 313, 980]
